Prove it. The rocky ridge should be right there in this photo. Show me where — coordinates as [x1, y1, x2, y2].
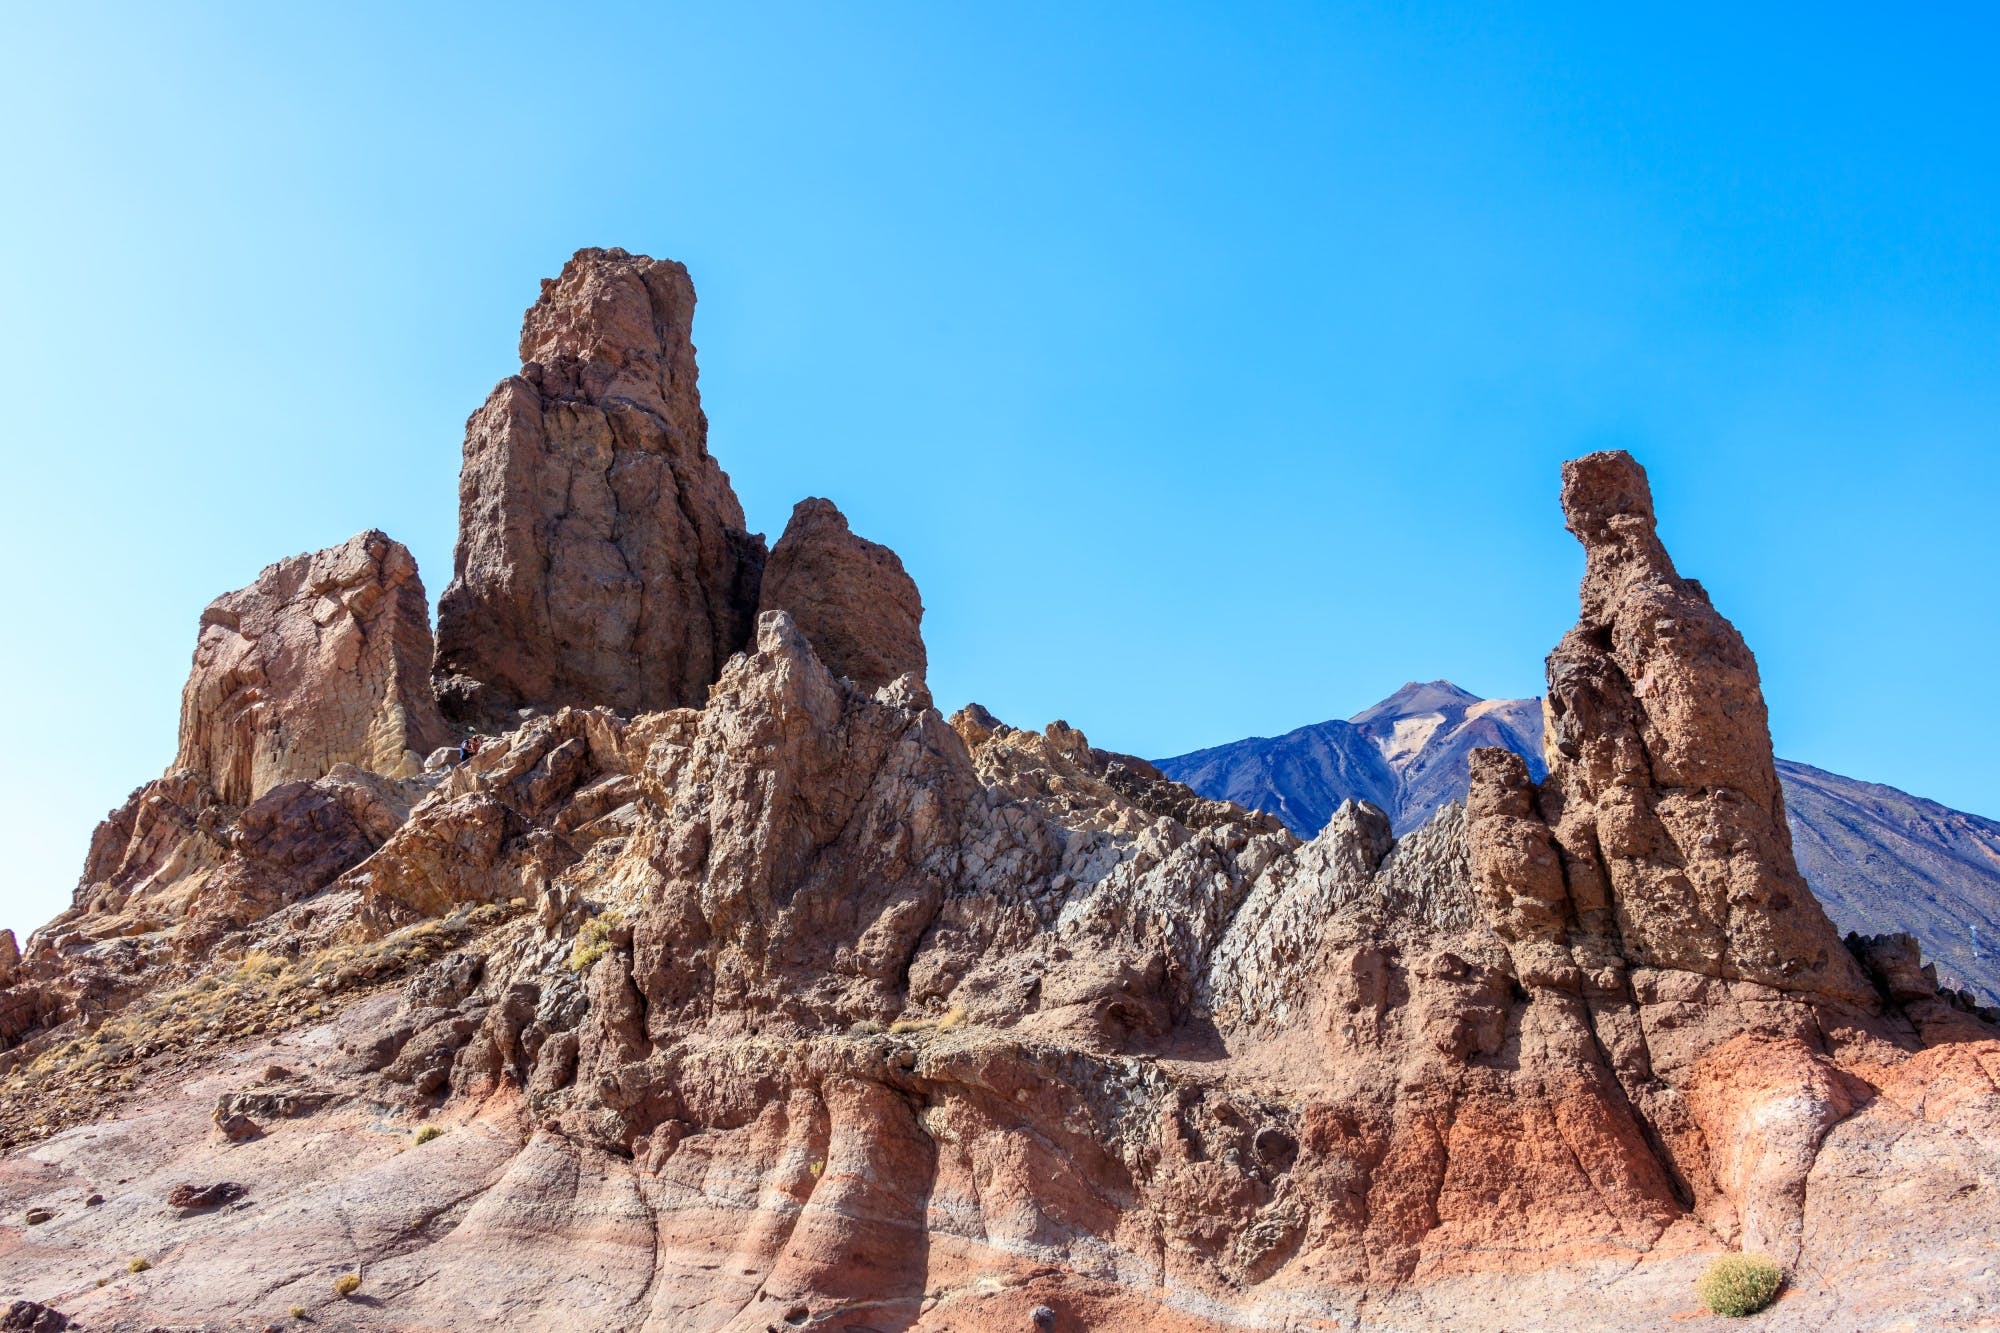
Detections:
[1159, 696, 2000, 1005]
[0, 251, 1994, 1332]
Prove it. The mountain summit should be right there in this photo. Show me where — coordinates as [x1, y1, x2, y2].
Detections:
[1159, 679, 1544, 835]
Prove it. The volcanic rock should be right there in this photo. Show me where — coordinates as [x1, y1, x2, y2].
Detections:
[1516, 450, 1871, 1002]
[432, 247, 766, 725]
[175, 529, 447, 807]
[756, 496, 927, 692]
[165, 1180, 246, 1210]
[0, 1303, 69, 1333]
[212, 1110, 261, 1143]
[2, 261, 1994, 1332]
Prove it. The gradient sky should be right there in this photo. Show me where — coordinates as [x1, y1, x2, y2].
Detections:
[3, 3, 1997, 939]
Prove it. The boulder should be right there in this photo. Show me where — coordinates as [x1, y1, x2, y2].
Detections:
[166, 1181, 246, 1211]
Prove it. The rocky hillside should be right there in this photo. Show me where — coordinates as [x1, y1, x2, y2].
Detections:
[1159, 692, 2000, 1005]
[0, 250, 1995, 1332]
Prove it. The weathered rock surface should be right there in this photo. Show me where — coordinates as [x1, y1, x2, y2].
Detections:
[2, 267, 1994, 1332]
[175, 529, 446, 807]
[432, 247, 766, 726]
[1529, 450, 1873, 1001]
[757, 496, 927, 692]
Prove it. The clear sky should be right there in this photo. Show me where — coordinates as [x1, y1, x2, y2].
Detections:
[3, 3, 1996, 940]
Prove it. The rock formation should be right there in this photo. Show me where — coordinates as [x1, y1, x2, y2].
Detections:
[1162, 686, 2000, 1006]
[175, 529, 446, 806]
[432, 248, 766, 726]
[757, 496, 928, 692]
[1527, 450, 1873, 1001]
[1, 262, 1994, 1332]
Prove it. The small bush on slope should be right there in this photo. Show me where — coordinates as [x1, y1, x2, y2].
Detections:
[1697, 1253, 1783, 1316]
[567, 909, 625, 972]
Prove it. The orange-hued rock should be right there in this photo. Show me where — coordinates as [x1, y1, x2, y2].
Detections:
[175, 529, 447, 807]
[432, 248, 766, 726]
[3, 270, 1994, 1332]
[757, 497, 927, 693]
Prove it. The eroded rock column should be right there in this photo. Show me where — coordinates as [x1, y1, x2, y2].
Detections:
[433, 248, 767, 725]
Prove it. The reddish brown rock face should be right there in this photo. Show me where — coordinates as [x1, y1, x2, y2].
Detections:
[2, 268, 1994, 1332]
[175, 529, 446, 808]
[1528, 450, 1873, 1001]
[757, 497, 927, 693]
[432, 248, 766, 726]
[1466, 452, 1874, 998]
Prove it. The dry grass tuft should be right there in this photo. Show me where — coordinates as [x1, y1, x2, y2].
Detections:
[333, 1272, 362, 1298]
[890, 1003, 968, 1035]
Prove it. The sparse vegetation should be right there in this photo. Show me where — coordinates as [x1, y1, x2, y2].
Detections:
[334, 1272, 362, 1298]
[1696, 1253, 1783, 1317]
[567, 908, 625, 972]
[413, 1125, 445, 1145]
[128, 1257, 152, 1274]
[290, 1306, 307, 1320]
[0, 902, 520, 1148]
[889, 1003, 967, 1035]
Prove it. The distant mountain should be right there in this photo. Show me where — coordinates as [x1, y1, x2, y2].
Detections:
[1159, 681, 1545, 836]
[1158, 681, 2000, 1004]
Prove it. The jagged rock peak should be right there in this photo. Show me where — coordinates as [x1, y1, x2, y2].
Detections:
[756, 496, 927, 693]
[1470, 449, 1872, 1002]
[433, 248, 766, 726]
[518, 247, 704, 419]
[175, 529, 446, 807]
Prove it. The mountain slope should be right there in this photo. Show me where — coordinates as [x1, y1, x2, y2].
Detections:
[1159, 683, 2000, 1003]
[1779, 759, 2000, 1004]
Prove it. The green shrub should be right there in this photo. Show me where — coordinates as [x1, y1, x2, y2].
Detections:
[334, 1272, 362, 1298]
[128, 1257, 152, 1273]
[413, 1125, 445, 1145]
[1697, 1253, 1783, 1317]
[567, 909, 624, 972]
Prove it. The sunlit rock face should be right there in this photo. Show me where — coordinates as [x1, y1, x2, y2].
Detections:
[433, 247, 766, 727]
[2, 265, 1994, 1333]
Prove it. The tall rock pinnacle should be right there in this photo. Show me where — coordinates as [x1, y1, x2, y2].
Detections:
[1470, 450, 1872, 1002]
[432, 248, 766, 725]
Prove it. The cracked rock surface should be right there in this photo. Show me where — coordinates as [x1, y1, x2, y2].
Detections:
[1, 260, 1994, 1332]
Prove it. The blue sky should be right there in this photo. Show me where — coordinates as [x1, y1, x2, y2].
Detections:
[2, 3, 1996, 938]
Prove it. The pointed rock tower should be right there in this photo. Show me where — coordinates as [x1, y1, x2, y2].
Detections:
[1468, 449, 1873, 1003]
[433, 248, 766, 725]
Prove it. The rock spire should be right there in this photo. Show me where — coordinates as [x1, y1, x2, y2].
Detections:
[432, 247, 766, 725]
